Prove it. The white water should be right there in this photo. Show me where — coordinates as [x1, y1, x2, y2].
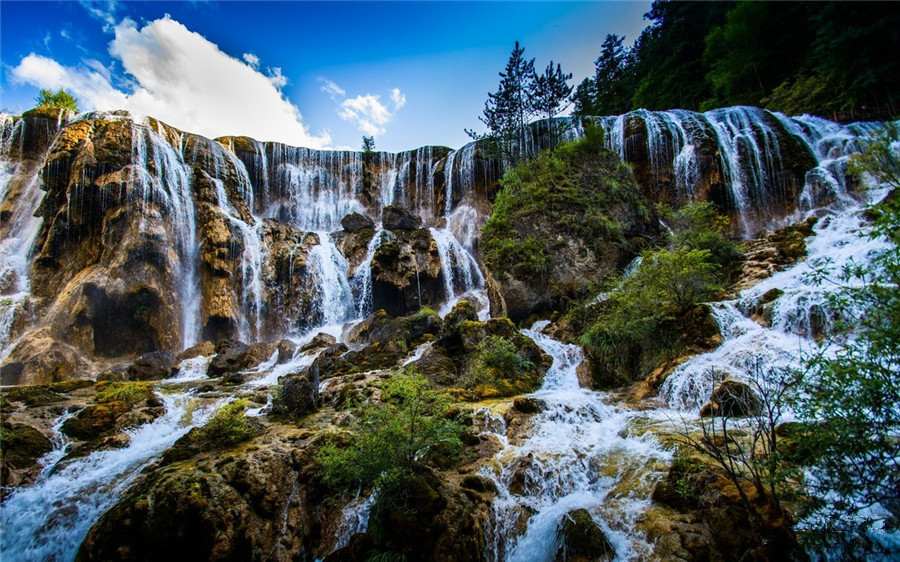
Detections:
[308, 233, 357, 327]
[430, 227, 485, 316]
[482, 323, 670, 561]
[0, 393, 215, 561]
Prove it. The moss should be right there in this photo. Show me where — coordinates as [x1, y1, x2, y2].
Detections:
[95, 382, 154, 405]
[2, 385, 66, 407]
[195, 399, 261, 448]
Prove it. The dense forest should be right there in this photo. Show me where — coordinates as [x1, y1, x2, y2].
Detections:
[572, 1, 900, 122]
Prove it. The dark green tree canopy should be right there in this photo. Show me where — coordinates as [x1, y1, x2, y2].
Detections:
[34, 88, 79, 112]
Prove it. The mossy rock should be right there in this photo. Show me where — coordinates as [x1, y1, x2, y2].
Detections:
[2, 385, 68, 407]
[62, 401, 133, 441]
[1, 422, 52, 469]
[555, 509, 615, 561]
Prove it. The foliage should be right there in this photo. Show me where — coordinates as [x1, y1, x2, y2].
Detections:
[316, 370, 464, 510]
[362, 135, 375, 153]
[196, 399, 260, 447]
[481, 129, 649, 286]
[581, 246, 721, 371]
[659, 201, 743, 280]
[793, 125, 900, 523]
[95, 382, 154, 405]
[467, 335, 534, 387]
[530, 61, 573, 149]
[679, 365, 804, 550]
[35, 88, 79, 112]
[571, 1, 899, 120]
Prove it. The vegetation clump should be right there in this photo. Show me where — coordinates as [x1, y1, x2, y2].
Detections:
[466, 335, 535, 390]
[95, 382, 154, 406]
[196, 399, 261, 447]
[34, 88, 79, 112]
[316, 370, 464, 511]
[580, 201, 739, 384]
[482, 124, 650, 290]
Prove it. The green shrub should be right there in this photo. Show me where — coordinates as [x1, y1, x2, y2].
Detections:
[468, 335, 535, 386]
[196, 399, 260, 447]
[95, 382, 154, 405]
[316, 370, 463, 510]
[34, 88, 79, 112]
[659, 201, 743, 279]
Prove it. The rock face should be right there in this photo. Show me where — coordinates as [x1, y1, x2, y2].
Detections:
[371, 229, 445, 316]
[382, 204, 422, 231]
[272, 372, 319, 416]
[340, 212, 374, 232]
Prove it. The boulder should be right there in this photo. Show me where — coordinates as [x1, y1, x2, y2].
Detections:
[382, 204, 421, 231]
[272, 372, 318, 416]
[127, 351, 178, 381]
[177, 341, 216, 361]
[341, 212, 375, 232]
[1, 422, 53, 490]
[700, 379, 761, 418]
[207, 341, 252, 376]
[299, 333, 336, 353]
[555, 509, 615, 562]
[0, 330, 87, 386]
[513, 397, 543, 414]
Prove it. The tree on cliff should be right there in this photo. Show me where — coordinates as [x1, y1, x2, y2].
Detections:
[530, 61, 573, 150]
[361, 135, 375, 153]
[34, 88, 79, 112]
[468, 41, 536, 164]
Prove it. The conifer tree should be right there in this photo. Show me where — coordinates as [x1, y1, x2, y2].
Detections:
[468, 41, 536, 164]
[531, 61, 573, 149]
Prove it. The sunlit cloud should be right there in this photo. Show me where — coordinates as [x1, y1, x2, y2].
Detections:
[318, 77, 345, 101]
[242, 52, 259, 68]
[10, 16, 331, 148]
[391, 88, 406, 110]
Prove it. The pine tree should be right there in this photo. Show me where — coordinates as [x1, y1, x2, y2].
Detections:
[468, 41, 536, 164]
[361, 135, 375, 153]
[531, 61, 573, 149]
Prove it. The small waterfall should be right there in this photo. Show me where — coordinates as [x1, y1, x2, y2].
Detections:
[482, 323, 669, 561]
[350, 227, 385, 318]
[0, 114, 62, 357]
[0, 393, 216, 562]
[660, 197, 893, 411]
[429, 227, 484, 315]
[308, 233, 356, 327]
[333, 493, 378, 550]
[444, 149, 457, 216]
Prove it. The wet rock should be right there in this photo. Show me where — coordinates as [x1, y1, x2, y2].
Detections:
[371, 229, 444, 316]
[382, 204, 421, 231]
[513, 397, 543, 414]
[299, 333, 336, 353]
[341, 212, 375, 232]
[411, 347, 458, 387]
[441, 299, 478, 333]
[750, 288, 784, 327]
[348, 308, 442, 346]
[277, 338, 300, 362]
[272, 372, 318, 416]
[0, 422, 53, 490]
[221, 372, 245, 385]
[555, 509, 615, 562]
[127, 350, 177, 381]
[177, 341, 215, 361]
[207, 340, 251, 376]
[700, 379, 761, 418]
[61, 401, 132, 441]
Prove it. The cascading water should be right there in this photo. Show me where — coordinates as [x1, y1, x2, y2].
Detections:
[308, 232, 357, 327]
[0, 393, 216, 562]
[430, 227, 485, 315]
[482, 322, 670, 561]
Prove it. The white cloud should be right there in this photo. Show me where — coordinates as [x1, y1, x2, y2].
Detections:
[11, 16, 330, 148]
[242, 53, 259, 68]
[391, 88, 406, 110]
[79, 0, 119, 32]
[318, 77, 345, 101]
[338, 94, 392, 137]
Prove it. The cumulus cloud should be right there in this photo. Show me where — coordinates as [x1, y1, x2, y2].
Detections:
[11, 16, 330, 148]
[242, 52, 259, 68]
[318, 78, 345, 101]
[338, 94, 392, 137]
[391, 88, 406, 110]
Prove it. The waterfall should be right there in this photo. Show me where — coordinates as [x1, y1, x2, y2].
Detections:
[0, 393, 217, 562]
[308, 232, 356, 327]
[660, 198, 893, 411]
[482, 323, 670, 561]
[130, 119, 201, 349]
[0, 114, 61, 357]
[430, 227, 485, 315]
[350, 227, 385, 318]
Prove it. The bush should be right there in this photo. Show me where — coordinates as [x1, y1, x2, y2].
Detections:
[659, 201, 743, 279]
[34, 88, 79, 112]
[196, 399, 260, 447]
[467, 335, 535, 387]
[316, 370, 463, 510]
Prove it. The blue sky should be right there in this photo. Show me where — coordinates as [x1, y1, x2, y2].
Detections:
[0, 1, 651, 152]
